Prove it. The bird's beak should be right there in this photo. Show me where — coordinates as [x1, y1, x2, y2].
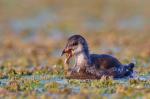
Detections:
[61, 43, 68, 56]
[61, 47, 72, 56]
[61, 43, 73, 56]
[61, 50, 66, 56]
[61, 47, 69, 56]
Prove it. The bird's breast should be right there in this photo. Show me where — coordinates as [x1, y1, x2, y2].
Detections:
[76, 53, 90, 68]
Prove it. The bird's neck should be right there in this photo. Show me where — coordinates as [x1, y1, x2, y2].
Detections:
[75, 48, 91, 68]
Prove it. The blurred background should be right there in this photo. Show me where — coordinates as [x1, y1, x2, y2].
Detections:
[0, 0, 149, 71]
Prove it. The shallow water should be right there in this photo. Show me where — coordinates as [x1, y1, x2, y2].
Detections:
[0, 74, 149, 92]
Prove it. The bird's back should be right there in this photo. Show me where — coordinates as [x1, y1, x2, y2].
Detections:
[90, 54, 122, 70]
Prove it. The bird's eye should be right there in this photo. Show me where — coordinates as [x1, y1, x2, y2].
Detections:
[72, 42, 78, 46]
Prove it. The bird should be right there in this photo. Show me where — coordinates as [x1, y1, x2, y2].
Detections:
[61, 35, 135, 79]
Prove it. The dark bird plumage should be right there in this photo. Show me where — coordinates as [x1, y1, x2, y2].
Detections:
[62, 35, 135, 79]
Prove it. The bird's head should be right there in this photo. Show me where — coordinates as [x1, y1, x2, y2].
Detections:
[61, 35, 88, 56]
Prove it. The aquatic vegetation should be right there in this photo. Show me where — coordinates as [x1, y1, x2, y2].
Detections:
[129, 79, 150, 88]
[90, 76, 115, 88]
[0, 32, 150, 98]
[0, 0, 149, 98]
[5, 80, 20, 92]
[0, 72, 5, 79]
[45, 82, 60, 89]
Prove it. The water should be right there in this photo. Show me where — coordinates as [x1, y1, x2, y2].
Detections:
[0, 8, 147, 36]
[0, 74, 149, 92]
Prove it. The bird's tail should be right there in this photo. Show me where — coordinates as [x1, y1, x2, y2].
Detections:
[128, 57, 136, 71]
[123, 63, 135, 77]
[127, 63, 135, 71]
